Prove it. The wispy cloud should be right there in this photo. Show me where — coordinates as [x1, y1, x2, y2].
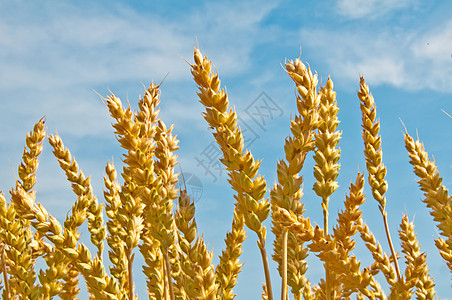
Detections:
[0, 0, 279, 147]
[0, 3, 191, 91]
[0, 0, 278, 91]
[299, 19, 452, 92]
[336, 0, 417, 19]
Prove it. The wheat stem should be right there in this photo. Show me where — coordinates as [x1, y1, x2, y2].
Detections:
[382, 211, 401, 281]
[163, 249, 175, 300]
[281, 228, 288, 300]
[258, 237, 274, 300]
[127, 250, 134, 300]
[323, 202, 331, 300]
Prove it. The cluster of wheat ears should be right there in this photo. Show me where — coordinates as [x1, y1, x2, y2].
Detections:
[0, 47, 450, 300]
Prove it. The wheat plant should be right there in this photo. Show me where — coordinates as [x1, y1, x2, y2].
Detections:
[0, 46, 450, 299]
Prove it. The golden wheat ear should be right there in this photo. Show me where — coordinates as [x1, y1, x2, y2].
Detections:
[0, 191, 38, 299]
[270, 56, 319, 299]
[358, 76, 401, 282]
[174, 171, 218, 299]
[0, 118, 47, 298]
[395, 214, 436, 298]
[311, 76, 341, 300]
[215, 208, 246, 300]
[103, 161, 128, 292]
[404, 131, 452, 271]
[191, 46, 273, 299]
[48, 134, 105, 259]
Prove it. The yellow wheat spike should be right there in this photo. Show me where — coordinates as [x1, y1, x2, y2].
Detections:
[191, 47, 272, 299]
[404, 132, 452, 270]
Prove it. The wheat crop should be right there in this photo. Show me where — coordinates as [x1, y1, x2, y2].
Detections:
[0, 45, 449, 300]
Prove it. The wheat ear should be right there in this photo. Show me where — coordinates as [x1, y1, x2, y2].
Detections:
[152, 118, 180, 300]
[191, 47, 272, 298]
[279, 174, 377, 298]
[18, 117, 46, 192]
[358, 218, 397, 288]
[175, 188, 197, 298]
[4, 118, 48, 298]
[270, 57, 319, 299]
[0, 234, 11, 300]
[404, 132, 452, 270]
[215, 208, 246, 299]
[312, 76, 341, 299]
[103, 162, 128, 293]
[105, 91, 150, 299]
[331, 173, 376, 297]
[1, 191, 38, 299]
[10, 183, 125, 299]
[391, 215, 435, 299]
[135, 84, 181, 300]
[358, 77, 401, 282]
[48, 134, 106, 259]
[175, 184, 218, 299]
[48, 133, 107, 298]
[1, 118, 47, 298]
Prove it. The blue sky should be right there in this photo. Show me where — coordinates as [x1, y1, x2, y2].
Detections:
[0, 0, 451, 298]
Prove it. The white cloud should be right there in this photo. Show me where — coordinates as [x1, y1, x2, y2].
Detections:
[299, 20, 452, 92]
[0, 0, 279, 145]
[0, 6, 191, 90]
[0, 0, 278, 91]
[336, 0, 416, 19]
